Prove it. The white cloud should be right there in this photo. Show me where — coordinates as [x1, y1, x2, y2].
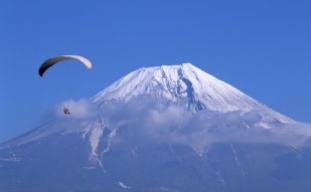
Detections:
[97, 97, 311, 153]
[42, 98, 100, 122]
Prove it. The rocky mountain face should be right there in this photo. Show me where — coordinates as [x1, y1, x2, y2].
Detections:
[1, 63, 311, 192]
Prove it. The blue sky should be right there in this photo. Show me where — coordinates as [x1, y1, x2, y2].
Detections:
[1, 0, 310, 143]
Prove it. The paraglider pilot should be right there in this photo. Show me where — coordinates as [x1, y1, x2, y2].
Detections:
[63, 107, 70, 114]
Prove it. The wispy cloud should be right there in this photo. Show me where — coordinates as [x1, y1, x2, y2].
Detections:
[96, 97, 311, 153]
[43, 98, 100, 120]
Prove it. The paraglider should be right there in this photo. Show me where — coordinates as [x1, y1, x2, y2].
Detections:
[38, 55, 92, 114]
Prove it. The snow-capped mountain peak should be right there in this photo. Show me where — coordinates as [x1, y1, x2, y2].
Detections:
[93, 63, 248, 111]
[92, 63, 293, 127]
[92, 63, 293, 125]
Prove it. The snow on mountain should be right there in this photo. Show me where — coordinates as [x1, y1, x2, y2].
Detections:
[93, 63, 250, 111]
[92, 63, 294, 126]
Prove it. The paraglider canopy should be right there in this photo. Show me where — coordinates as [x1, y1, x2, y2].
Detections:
[38, 55, 92, 77]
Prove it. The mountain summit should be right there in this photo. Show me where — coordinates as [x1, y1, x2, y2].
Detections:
[93, 63, 252, 112]
[93, 63, 293, 127]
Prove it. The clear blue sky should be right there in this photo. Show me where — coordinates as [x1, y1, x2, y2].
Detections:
[1, 0, 310, 143]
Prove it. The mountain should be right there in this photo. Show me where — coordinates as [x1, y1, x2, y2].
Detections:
[1, 63, 311, 192]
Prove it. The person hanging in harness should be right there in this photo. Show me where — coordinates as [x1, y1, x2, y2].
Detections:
[63, 107, 70, 115]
